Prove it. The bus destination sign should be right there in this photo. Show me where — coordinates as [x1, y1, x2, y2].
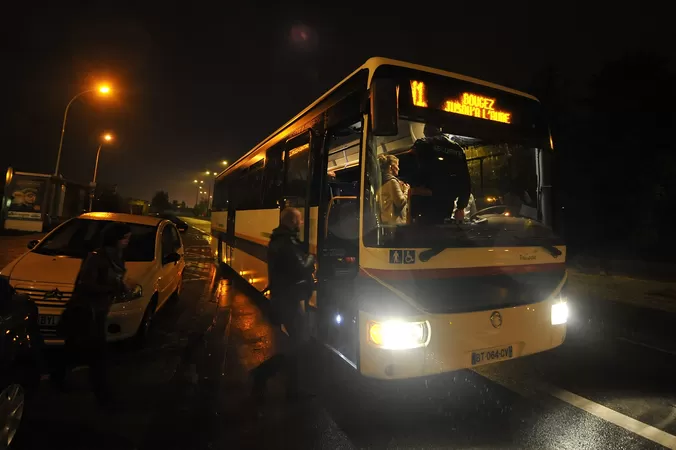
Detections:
[410, 80, 512, 124]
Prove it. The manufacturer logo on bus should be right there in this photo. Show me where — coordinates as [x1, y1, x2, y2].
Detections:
[490, 311, 503, 328]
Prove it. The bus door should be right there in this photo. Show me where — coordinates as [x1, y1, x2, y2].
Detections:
[316, 110, 362, 367]
[283, 131, 315, 252]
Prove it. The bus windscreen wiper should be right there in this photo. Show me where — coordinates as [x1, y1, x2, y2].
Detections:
[419, 247, 447, 262]
[512, 235, 562, 258]
[420, 237, 561, 263]
[419, 236, 476, 262]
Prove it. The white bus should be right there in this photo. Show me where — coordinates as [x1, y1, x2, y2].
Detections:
[211, 57, 567, 380]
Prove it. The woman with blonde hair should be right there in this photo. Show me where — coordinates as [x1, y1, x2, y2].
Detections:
[378, 154, 409, 224]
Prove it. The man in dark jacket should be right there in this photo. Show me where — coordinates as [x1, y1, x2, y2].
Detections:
[251, 207, 315, 402]
[412, 124, 472, 223]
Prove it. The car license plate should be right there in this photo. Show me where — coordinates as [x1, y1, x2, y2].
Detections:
[471, 344, 513, 366]
[39, 315, 60, 327]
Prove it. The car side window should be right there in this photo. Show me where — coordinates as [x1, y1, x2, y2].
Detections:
[161, 226, 174, 259]
[170, 225, 181, 251]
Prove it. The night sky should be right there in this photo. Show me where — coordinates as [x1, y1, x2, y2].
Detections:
[4, 3, 672, 205]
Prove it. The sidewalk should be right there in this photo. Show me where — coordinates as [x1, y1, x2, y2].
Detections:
[567, 268, 676, 314]
[0, 233, 44, 270]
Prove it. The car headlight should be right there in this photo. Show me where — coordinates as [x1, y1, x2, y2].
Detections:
[367, 320, 431, 350]
[114, 285, 143, 303]
[551, 301, 568, 325]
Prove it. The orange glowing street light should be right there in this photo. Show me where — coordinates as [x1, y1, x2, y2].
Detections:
[89, 132, 115, 210]
[92, 132, 114, 183]
[54, 82, 114, 177]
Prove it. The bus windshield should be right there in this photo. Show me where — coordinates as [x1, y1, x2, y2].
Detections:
[364, 118, 557, 249]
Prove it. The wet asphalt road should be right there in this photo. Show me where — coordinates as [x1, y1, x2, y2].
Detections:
[11, 223, 676, 449]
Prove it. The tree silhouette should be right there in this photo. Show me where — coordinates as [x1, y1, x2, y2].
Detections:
[150, 191, 171, 213]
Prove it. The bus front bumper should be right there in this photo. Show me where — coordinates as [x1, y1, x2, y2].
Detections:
[358, 298, 567, 380]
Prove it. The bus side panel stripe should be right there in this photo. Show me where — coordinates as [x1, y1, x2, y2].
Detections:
[235, 236, 268, 263]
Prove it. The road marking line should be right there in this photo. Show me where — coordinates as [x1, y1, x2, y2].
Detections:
[546, 385, 676, 449]
[475, 370, 676, 449]
[617, 337, 676, 356]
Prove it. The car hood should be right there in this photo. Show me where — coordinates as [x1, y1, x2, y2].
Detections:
[6, 252, 156, 287]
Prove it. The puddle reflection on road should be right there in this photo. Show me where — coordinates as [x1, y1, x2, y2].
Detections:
[183, 245, 215, 283]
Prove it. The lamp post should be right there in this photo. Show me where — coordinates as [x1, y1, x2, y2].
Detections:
[205, 170, 218, 210]
[194, 180, 203, 207]
[89, 133, 114, 211]
[54, 84, 112, 176]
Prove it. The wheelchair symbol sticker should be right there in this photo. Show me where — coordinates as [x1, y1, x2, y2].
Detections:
[389, 250, 402, 264]
[389, 250, 415, 264]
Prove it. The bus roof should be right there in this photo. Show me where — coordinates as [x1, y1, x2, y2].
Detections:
[217, 57, 538, 179]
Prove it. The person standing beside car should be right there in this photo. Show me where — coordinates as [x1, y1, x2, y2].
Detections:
[52, 222, 137, 407]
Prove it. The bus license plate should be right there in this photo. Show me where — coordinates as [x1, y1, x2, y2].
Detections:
[471, 345, 513, 366]
[39, 315, 60, 327]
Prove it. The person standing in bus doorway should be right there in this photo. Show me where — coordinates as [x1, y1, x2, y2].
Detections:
[250, 207, 316, 402]
[378, 154, 410, 224]
[412, 124, 471, 223]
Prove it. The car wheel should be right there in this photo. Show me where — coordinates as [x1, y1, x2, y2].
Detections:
[0, 383, 25, 447]
[135, 295, 158, 345]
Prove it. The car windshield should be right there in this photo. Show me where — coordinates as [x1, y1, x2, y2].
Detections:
[33, 218, 157, 261]
[364, 118, 554, 248]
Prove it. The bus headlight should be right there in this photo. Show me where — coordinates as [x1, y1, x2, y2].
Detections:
[367, 320, 431, 350]
[551, 302, 568, 325]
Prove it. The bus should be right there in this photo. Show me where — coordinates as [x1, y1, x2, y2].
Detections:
[211, 57, 567, 380]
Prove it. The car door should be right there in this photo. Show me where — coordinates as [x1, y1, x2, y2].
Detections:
[158, 223, 181, 307]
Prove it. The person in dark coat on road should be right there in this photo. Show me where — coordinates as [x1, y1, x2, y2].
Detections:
[250, 207, 315, 402]
[52, 222, 136, 406]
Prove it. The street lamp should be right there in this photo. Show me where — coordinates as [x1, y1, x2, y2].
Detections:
[89, 132, 114, 211]
[54, 83, 112, 177]
[203, 171, 216, 209]
[222, 160, 228, 166]
[194, 179, 204, 206]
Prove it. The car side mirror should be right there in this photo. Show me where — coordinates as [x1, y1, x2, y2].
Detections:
[27, 240, 39, 250]
[164, 252, 181, 264]
[370, 79, 399, 136]
[130, 284, 143, 299]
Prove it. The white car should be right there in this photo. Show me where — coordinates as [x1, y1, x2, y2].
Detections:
[0, 212, 186, 344]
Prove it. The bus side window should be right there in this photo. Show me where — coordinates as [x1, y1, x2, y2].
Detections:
[242, 159, 264, 210]
[284, 139, 311, 208]
[263, 144, 284, 208]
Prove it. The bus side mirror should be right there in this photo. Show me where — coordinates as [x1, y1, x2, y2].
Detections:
[370, 79, 399, 136]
